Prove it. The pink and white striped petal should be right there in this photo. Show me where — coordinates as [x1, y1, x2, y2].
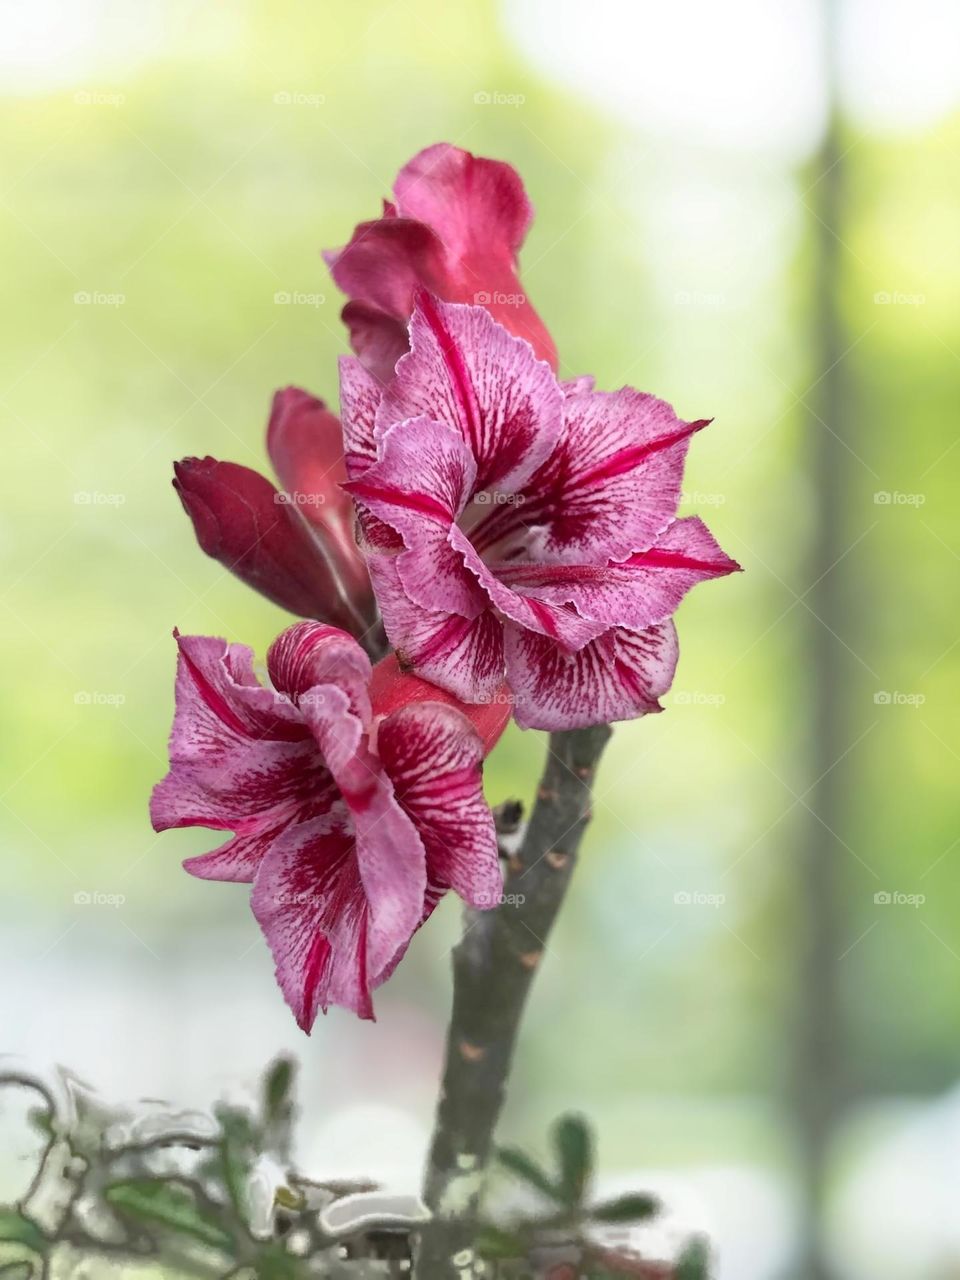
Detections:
[377, 702, 502, 911]
[338, 355, 385, 479]
[367, 557, 506, 703]
[267, 621, 373, 727]
[150, 633, 333, 882]
[251, 809, 378, 1028]
[505, 621, 680, 731]
[345, 417, 487, 619]
[296, 683, 428, 982]
[493, 517, 740, 635]
[375, 295, 562, 493]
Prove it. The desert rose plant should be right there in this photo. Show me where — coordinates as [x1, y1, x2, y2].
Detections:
[0, 144, 737, 1280]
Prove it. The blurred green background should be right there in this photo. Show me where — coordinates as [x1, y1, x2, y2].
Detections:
[1, 1, 958, 1276]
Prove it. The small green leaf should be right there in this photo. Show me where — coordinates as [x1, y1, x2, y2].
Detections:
[590, 1192, 659, 1224]
[676, 1236, 711, 1280]
[474, 1225, 527, 1260]
[551, 1112, 594, 1208]
[495, 1146, 562, 1201]
[0, 1214, 44, 1253]
[216, 1105, 259, 1218]
[263, 1056, 296, 1125]
[105, 1179, 232, 1250]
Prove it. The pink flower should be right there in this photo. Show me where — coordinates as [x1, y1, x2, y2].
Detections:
[174, 388, 377, 644]
[150, 621, 509, 1029]
[325, 143, 557, 385]
[339, 295, 740, 731]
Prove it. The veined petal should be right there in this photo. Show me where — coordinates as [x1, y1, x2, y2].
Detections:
[492, 517, 740, 633]
[472, 390, 708, 565]
[150, 633, 332, 881]
[450, 525, 607, 652]
[378, 702, 502, 911]
[344, 417, 486, 619]
[375, 295, 563, 492]
[338, 356, 384, 479]
[369, 654, 511, 756]
[251, 809, 376, 1027]
[296, 682, 427, 980]
[367, 556, 506, 703]
[505, 621, 680, 731]
[267, 621, 372, 726]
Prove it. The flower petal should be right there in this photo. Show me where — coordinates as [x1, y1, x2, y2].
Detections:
[492, 517, 741, 633]
[378, 702, 502, 912]
[267, 621, 372, 726]
[296, 682, 427, 981]
[367, 556, 506, 702]
[325, 217, 448, 323]
[251, 809, 377, 1027]
[375, 295, 563, 492]
[370, 653, 512, 756]
[344, 417, 486, 619]
[450, 524, 608, 652]
[393, 143, 533, 273]
[326, 144, 557, 374]
[340, 301, 410, 387]
[265, 388, 373, 621]
[391, 143, 557, 369]
[471, 389, 708, 564]
[505, 621, 680, 731]
[338, 355, 384, 479]
[150, 633, 333, 882]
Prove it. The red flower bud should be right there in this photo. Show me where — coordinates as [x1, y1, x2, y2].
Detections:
[173, 440, 375, 641]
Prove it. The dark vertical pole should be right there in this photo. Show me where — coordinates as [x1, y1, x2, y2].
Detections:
[794, 3, 846, 1278]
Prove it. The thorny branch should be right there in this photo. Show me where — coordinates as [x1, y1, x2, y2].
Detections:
[417, 724, 613, 1279]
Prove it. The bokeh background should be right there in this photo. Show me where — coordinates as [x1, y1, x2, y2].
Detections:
[2, 1, 959, 1276]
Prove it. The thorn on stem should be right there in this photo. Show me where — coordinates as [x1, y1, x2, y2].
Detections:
[457, 1040, 486, 1063]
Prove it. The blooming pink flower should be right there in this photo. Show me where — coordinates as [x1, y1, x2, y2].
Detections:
[339, 294, 740, 731]
[150, 621, 509, 1029]
[325, 143, 556, 385]
[174, 388, 377, 644]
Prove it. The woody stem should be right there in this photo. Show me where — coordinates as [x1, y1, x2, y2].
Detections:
[416, 724, 613, 1279]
